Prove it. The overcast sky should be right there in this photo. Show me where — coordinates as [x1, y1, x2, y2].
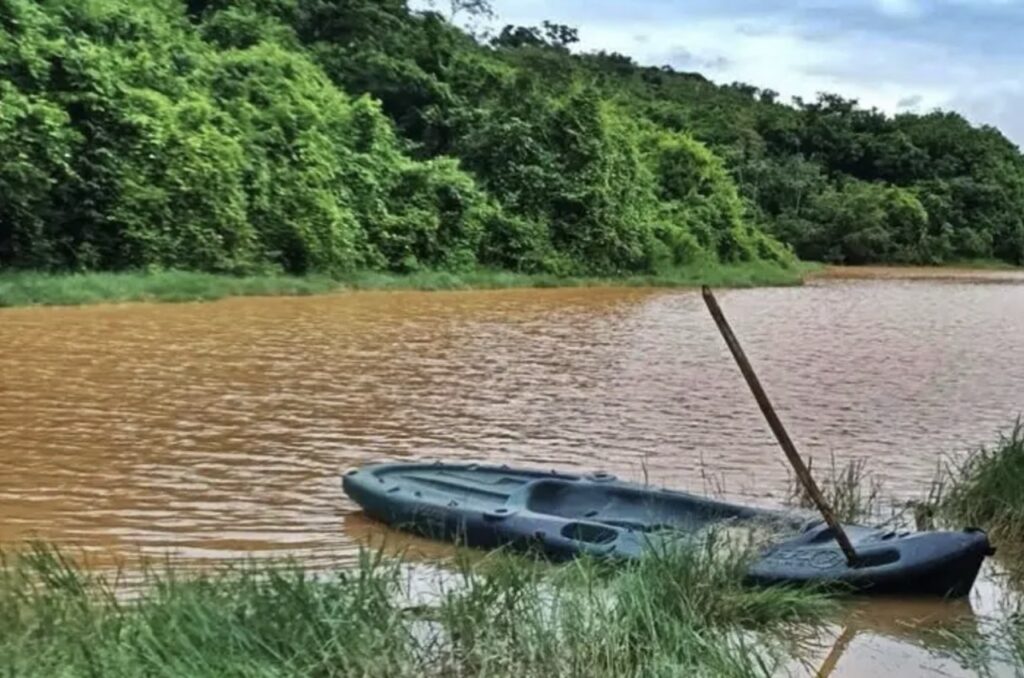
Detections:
[462, 0, 1024, 146]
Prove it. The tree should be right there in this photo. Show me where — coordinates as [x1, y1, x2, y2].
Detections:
[4, 0, 1024, 277]
[444, 0, 494, 22]
[491, 21, 579, 51]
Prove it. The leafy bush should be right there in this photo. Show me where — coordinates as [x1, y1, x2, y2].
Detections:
[4, 0, 1021, 277]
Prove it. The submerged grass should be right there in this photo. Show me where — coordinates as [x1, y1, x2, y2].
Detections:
[783, 421, 1024, 535]
[787, 454, 884, 525]
[0, 537, 834, 678]
[0, 262, 814, 308]
[935, 602, 1024, 677]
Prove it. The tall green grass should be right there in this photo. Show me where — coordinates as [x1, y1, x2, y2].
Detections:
[787, 455, 884, 524]
[933, 418, 1024, 548]
[926, 419, 1024, 672]
[0, 270, 342, 307]
[940, 259, 1023, 271]
[785, 422, 1024, 535]
[0, 538, 833, 678]
[0, 262, 813, 308]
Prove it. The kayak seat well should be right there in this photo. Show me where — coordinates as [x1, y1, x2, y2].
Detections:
[524, 479, 749, 533]
[561, 522, 619, 544]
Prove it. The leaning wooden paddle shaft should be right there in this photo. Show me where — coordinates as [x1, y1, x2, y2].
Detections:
[701, 286, 860, 567]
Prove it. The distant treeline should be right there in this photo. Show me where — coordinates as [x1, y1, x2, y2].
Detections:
[2, 0, 1022, 278]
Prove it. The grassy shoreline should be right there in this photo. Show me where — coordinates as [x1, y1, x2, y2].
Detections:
[0, 262, 816, 309]
[931, 420, 1024, 673]
[934, 419, 1024, 556]
[1, 539, 833, 677]
[811, 263, 1024, 283]
[4, 422, 1024, 675]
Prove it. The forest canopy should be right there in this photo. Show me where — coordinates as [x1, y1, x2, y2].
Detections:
[2, 0, 1022, 277]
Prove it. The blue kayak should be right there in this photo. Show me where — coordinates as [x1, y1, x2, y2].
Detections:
[342, 461, 993, 597]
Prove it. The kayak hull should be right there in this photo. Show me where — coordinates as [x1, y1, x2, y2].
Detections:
[342, 462, 992, 597]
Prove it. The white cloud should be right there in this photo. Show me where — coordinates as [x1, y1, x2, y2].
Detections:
[418, 0, 1024, 146]
[949, 81, 1024, 142]
[570, 18, 953, 114]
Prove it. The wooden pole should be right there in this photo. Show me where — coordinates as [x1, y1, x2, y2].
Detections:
[701, 286, 859, 567]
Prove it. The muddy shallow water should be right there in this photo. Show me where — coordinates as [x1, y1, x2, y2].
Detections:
[2, 270, 1023, 675]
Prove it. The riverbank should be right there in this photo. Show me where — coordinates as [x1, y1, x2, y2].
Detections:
[0, 262, 814, 308]
[6, 260, 1024, 310]
[928, 421, 1024, 673]
[811, 263, 1024, 283]
[0, 540, 833, 677]
[3, 418, 1024, 678]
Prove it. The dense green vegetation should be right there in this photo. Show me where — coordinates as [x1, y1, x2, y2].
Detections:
[0, 0, 789, 281]
[4, 0, 1020, 287]
[1, 541, 832, 677]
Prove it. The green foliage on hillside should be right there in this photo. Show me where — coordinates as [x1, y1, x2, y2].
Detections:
[2, 0, 1022, 278]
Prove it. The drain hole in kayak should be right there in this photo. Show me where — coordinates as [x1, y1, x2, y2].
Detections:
[561, 522, 618, 544]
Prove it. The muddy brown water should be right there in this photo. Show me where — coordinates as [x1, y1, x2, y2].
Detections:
[2, 267, 1024, 675]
